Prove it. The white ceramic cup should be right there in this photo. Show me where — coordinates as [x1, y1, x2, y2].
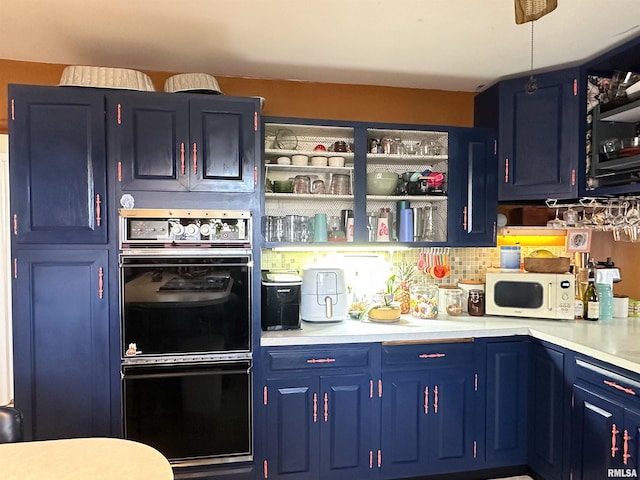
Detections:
[328, 156, 345, 167]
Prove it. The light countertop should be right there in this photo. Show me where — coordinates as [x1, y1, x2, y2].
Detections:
[261, 315, 640, 375]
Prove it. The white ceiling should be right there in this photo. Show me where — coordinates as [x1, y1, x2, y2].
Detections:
[2, 0, 640, 92]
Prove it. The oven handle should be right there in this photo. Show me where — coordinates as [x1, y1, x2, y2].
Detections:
[120, 261, 252, 268]
[123, 365, 251, 380]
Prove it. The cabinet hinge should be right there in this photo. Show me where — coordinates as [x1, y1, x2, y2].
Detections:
[573, 79, 578, 96]
[117, 103, 122, 125]
[263, 386, 268, 405]
[571, 168, 576, 186]
[474, 373, 478, 391]
[13, 258, 17, 279]
[254, 112, 258, 131]
[263, 459, 268, 479]
[11, 99, 15, 120]
[13, 214, 17, 236]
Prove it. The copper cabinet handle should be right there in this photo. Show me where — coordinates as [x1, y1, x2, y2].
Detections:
[370, 380, 373, 399]
[504, 158, 509, 183]
[624, 429, 631, 465]
[192, 143, 198, 174]
[424, 386, 429, 414]
[604, 380, 637, 396]
[434, 385, 439, 413]
[263, 386, 268, 406]
[369, 450, 373, 469]
[13, 214, 17, 236]
[180, 143, 186, 175]
[117, 161, 122, 182]
[98, 267, 104, 299]
[95, 194, 102, 227]
[612, 423, 620, 457]
[377, 450, 382, 468]
[324, 392, 329, 422]
[313, 393, 318, 423]
[462, 206, 468, 231]
[306, 358, 336, 364]
[419, 353, 446, 359]
[378, 379, 382, 397]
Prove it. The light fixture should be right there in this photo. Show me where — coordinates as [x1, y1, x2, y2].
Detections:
[514, 0, 558, 94]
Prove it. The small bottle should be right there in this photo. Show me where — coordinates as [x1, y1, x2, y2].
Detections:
[574, 281, 584, 320]
[583, 280, 600, 321]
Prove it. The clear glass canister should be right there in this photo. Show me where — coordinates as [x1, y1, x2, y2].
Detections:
[444, 288, 464, 316]
[410, 284, 438, 319]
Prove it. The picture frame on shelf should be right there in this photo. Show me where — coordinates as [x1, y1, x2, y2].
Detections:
[566, 229, 592, 253]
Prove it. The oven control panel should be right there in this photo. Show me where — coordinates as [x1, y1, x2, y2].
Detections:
[119, 209, 251, 247]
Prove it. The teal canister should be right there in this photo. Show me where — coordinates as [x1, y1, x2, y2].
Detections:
[312, 213, 328, 242]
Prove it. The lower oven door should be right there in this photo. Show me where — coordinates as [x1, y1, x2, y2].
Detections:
[122, 360, 252, 466]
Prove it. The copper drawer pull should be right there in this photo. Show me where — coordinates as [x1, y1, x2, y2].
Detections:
[419, 353, 446, 359]
[612, 423, 620, 457]
[306, 358, 336, 364]
[180, 143, 186, 175]
[604, 380, 636, 396]
[313, 393, 318, 423]
[192, 143, 198, 174]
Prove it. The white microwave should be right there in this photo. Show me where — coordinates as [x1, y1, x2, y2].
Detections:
[485, 272, 575, 320]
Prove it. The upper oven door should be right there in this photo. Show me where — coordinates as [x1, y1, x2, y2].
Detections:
[120, 252, 252, 358]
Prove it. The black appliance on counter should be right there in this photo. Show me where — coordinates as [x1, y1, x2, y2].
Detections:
[261, 271, 302, 331]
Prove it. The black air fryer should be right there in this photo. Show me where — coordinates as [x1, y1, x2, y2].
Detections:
[261, 271, 302, 331]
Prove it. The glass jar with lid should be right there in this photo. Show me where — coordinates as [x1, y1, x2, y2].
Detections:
[444, 288, 464, 316]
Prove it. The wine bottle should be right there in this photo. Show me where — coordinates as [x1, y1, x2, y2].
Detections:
[574, 280, 584, 320]
[584, 280, 600, 321]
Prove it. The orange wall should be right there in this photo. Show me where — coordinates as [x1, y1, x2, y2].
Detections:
[1, 59, 475, 134]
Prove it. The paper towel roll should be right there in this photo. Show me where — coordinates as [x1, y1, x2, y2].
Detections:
[614, 296, 629, 318]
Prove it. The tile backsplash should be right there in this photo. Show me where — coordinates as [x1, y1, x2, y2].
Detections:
[261, 245, 569, 290]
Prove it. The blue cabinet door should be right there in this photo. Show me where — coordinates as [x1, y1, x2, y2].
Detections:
[485, 341, 528, 465]
[529, 343, 565, 480]
[265, 377, 319, 480]
[571, 384, 624, 480]
[320, 373, 373, 480]
[189, 97, 257, 193]
[12, 249, 111, 440]
[380, 367, 476, 478]
[449, 127, 498, 246]
[110, 93, 258, 193]
[9, 85, 107, 244]
[499, 68, 581, 201]
[623, 408, 640, 472]
[109, 91, 190, 191]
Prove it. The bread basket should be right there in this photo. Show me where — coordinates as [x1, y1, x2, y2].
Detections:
[523, 257, 571, 274]
[164, 73, 222, 94]
[59, 66, 155, 91]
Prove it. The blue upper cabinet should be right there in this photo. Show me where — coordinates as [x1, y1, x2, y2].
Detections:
[448, 127, 497, 246]
[109, 91, 259, 193]
[9, 85, 108, 244]
[476, 68, 582, 201]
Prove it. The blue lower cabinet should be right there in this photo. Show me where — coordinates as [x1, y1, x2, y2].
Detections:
[528, 343, 565, 480]
[379, 342, 479, 479]
[262, 346, 376, 480]
[380, 367, 477, 478]
[12, 249, 112, 440]
[485, 340, 529, 466]
[571, 384, 624, 480]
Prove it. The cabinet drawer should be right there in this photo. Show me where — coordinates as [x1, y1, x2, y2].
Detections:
[574, 357, 640, 400]
[381, 340, 474, 368]
[266, 346, 371, 372]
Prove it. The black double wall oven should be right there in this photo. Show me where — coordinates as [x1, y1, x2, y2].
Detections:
[119, 209, 253, 467]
